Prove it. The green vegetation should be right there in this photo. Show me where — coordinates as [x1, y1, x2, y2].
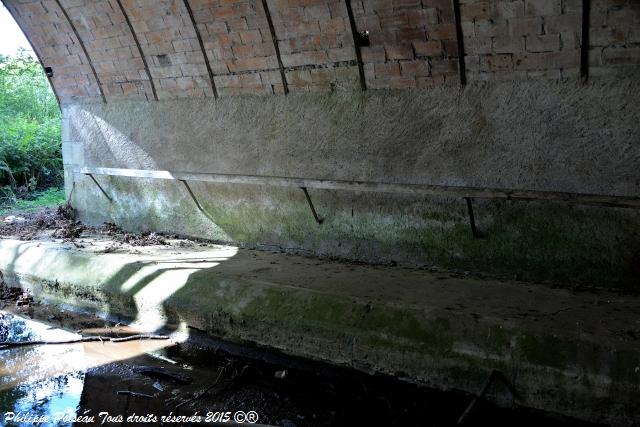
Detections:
[0, 50, 62, 211]
[0, 187, 64, 215]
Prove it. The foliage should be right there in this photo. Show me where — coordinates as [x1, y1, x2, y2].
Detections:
[0, 49, 61, 197]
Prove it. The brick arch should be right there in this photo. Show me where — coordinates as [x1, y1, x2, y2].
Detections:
[4, 0, 639, 105]
[4, 0, 104, 104]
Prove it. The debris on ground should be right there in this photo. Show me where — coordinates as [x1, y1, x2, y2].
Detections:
[56, 203, 74, 220]
[15, 291, 34, 307]
[135, 366, 193, 384]
[116, 390, 155, 399]
[0, 271, 24, 304]
[101, 222, 167, 246]
[0, 206, 180, 247]
[0, 206, 84, 241]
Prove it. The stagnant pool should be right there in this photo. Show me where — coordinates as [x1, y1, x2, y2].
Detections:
[0, 312, 603, 427]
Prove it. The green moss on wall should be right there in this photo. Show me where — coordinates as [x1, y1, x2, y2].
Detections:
[75, 177, 640, 289]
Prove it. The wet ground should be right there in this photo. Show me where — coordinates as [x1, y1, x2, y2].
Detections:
[0, 295, 605, 427]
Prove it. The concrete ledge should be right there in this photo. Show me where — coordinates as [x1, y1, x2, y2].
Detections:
[0, 238, 638, 425]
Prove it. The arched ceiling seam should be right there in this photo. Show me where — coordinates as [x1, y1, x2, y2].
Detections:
[261, 0, 288, 95]
[344, 0, 366, 91]
[113, 0, 159, 101]
[53, 0, 106, 103]
[182, 0, 219, 99]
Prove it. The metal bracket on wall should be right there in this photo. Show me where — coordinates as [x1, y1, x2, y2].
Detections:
[180, 180, 218, 224]
[465, 197, 481, 238]
[85, 173, 112, 202]
[301, 187, 324, 225]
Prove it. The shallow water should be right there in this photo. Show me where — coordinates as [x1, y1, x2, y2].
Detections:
[0, 313, 85, 426]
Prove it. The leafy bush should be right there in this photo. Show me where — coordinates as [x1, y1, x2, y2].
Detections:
[0, 50, 62, 195]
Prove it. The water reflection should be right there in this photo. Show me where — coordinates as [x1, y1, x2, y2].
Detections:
[0, 373, 84, 426]
[0, 313, 84, 426]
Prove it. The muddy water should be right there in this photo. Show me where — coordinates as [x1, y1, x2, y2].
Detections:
[0, 311, 602, 427]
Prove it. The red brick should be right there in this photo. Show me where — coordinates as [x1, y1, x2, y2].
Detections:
[429, 24, 457, 40]
[442, 40, 459, 56]
[361, 46, 386, 63]
[480, 54, 513, 71]
[413, 40, 442, 57]
[320, 17, 346, 33]
[386, 76, 417, 89]
[228, 56, 269, 72]
[374, 63, 401, 77]
[400, 60, 429, 77]
[461, 2, 490, 21]
[398, 28, 427, 42]
[386, 44, 414, 60]
[379, 12, 409, 28]
[525, 34, 560, 53]
[603, 46, 640, 65]
[239, 30, 262, 44]
[408, 8, 439, 27]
